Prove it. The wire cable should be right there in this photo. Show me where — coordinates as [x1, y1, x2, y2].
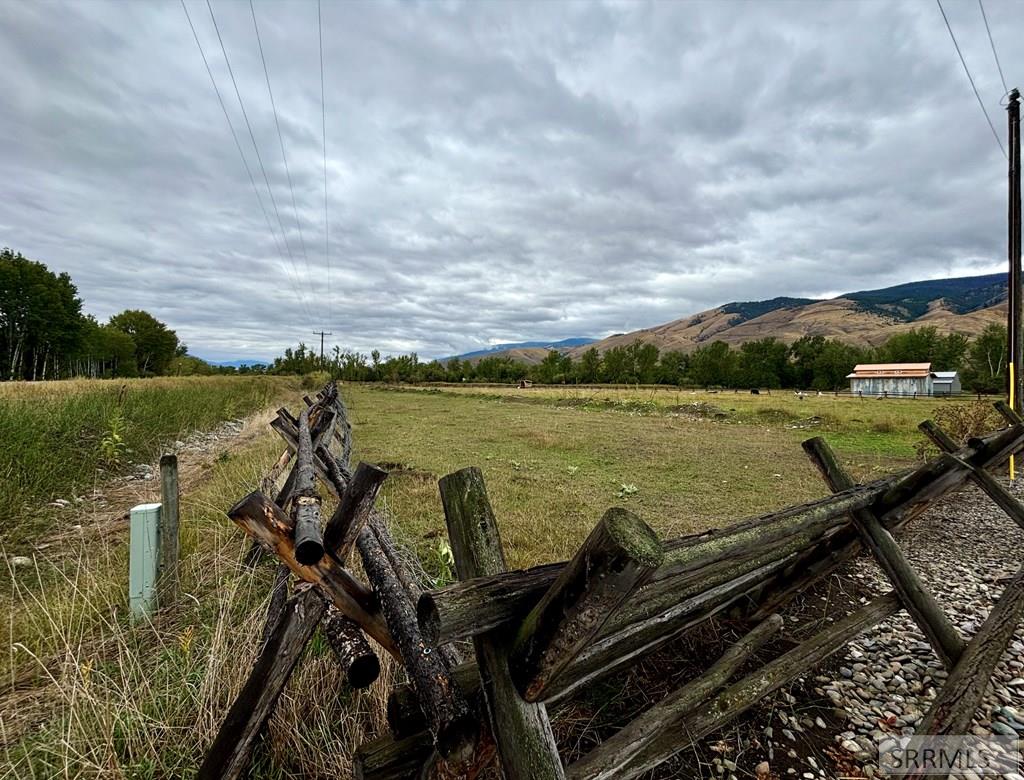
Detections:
[936, 0, 1007, 160]
[205, 0, 318, 319]
[249, 0, 315, 296]
[319, 0, 333, 331]
[978, 0, 1009, 97]
[180, 0, 315, 330]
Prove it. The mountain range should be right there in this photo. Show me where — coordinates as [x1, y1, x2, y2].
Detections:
[444, 337, 595, 362]
[456, 273, 1008, 365]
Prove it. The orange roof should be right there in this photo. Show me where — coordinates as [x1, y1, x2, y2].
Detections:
[847, 363, 932, 379]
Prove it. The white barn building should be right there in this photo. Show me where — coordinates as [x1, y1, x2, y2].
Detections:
[847, 363, 934, 396]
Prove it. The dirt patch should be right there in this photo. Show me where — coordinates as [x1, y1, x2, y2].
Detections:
[22, 408, 281, 557]
[375, 461, 437, 482]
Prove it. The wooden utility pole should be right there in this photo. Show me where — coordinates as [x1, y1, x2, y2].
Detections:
[1008, 88, 1021, 412]
[311, 329, 331, 362]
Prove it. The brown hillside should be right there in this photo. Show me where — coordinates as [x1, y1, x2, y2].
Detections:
[564, 298, 1006, 358]
[463, 347, 552, 365]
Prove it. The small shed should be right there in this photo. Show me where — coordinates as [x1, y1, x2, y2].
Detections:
[846, 363, 934, 397]
[932, 371, 961, 396]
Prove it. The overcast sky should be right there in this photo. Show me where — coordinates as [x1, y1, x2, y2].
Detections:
[0, 0, 1020, 361]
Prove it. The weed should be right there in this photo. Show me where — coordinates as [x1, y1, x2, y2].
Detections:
[428, 538, 455, 587]
[932, 401, 1004, 445]
[616, 483, 639, 499]
[99, 408, 129, 467]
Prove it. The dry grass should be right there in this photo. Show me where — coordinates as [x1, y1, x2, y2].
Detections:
[345, 384, 953, 572]
[0, 375, 300, 549]
[1, 404, 391, 778]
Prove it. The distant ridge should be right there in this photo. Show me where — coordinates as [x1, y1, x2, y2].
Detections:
[561, 272, 1008, 359]
[457, 273, 1008, 365]
[444, 337, 595, 362]
[203, 358, 270, 368]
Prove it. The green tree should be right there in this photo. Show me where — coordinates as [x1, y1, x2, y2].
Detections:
[601, 346, 633, 383]
[877, 326, 967, 370]
[168, 355, 215, 376]
[688, 341, 736, 387]
[657, 350, 688, 385]
[0, 248, 85, 380]
[576, 347, 601, 383]
[446, 358, 464, 382]
[629, 341, 660, 384]
[788, 335, 827, 389]
[812, 340, 866, 390]
[737, 338, 789, 388]
[109, 309, 179, 376]
[533, 350, 572, 384]
[962, 323, 1007, 393]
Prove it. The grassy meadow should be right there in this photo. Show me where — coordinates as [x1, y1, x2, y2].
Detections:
[0, 379, 1003, 778]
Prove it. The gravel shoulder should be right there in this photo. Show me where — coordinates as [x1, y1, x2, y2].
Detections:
[772, 479, 1024, 780]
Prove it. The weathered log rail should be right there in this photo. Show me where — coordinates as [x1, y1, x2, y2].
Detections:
[199, 382, 1024, 780]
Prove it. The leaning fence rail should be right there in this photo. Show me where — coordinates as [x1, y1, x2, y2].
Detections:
[198, 381, 1024, 780]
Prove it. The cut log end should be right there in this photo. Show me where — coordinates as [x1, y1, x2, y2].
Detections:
[416, 593, 442, 646]
[435, 713, 482, 765]
[295, 538, 326, 565]
[348, 654, 382, 689]
[603, 506, 664, 568]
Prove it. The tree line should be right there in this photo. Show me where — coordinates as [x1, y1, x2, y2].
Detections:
[270, 323, 1009, 394]
[1, 248, 189, 380]
[7, 246, 1008, 392]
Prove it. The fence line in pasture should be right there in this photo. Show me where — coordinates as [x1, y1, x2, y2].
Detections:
[197, 381, 1024, 779]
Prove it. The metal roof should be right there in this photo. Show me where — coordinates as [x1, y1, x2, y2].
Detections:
[846, 363, 933, 379]
[933, 371, 959, 379]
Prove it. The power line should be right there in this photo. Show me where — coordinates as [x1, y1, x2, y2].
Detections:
[936, 0, 1007, 160]
[978, 0, 1009, 96]
[249, 0, 315, 294]
[205, 0, 318, 318]
[319, 0, 333, 332]
[180, 0, 315, 331]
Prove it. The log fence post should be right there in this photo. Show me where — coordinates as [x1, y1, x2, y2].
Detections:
[995, 399, 1024, 426]
[197, 589, 326, 780]
[323, 462, 388, 563]
[803, 437, 965, 668]
[292, 408, 325, 565]
[439, 466, 565, 780]
[324, 609, 381, 689]
[899, 564, 1024, 779]
[158, 453, 180, 606]
[355, 522, 478, 762]
[919, 419, 1024, 530]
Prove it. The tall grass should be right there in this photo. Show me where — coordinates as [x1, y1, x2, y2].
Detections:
[0, 377, 297, 546]
[1, 425, 390, 779]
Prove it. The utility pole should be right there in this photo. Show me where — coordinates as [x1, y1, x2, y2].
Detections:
[1008, 89, 1021, 412]
[312, 331, 333, 363]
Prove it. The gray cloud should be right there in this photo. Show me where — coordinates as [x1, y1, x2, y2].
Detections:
[0, 0, 1020, 360]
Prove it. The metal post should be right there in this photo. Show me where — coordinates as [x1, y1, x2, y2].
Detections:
[129, 502, 162, 619]
[1008, 89, 1022, 412]
[159, 454, 180, 605]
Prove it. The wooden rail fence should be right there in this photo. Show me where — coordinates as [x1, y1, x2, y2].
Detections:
[198, 382, 1024, 780]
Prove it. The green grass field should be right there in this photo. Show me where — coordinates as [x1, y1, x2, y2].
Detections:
[0, 379, 1002, 778]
